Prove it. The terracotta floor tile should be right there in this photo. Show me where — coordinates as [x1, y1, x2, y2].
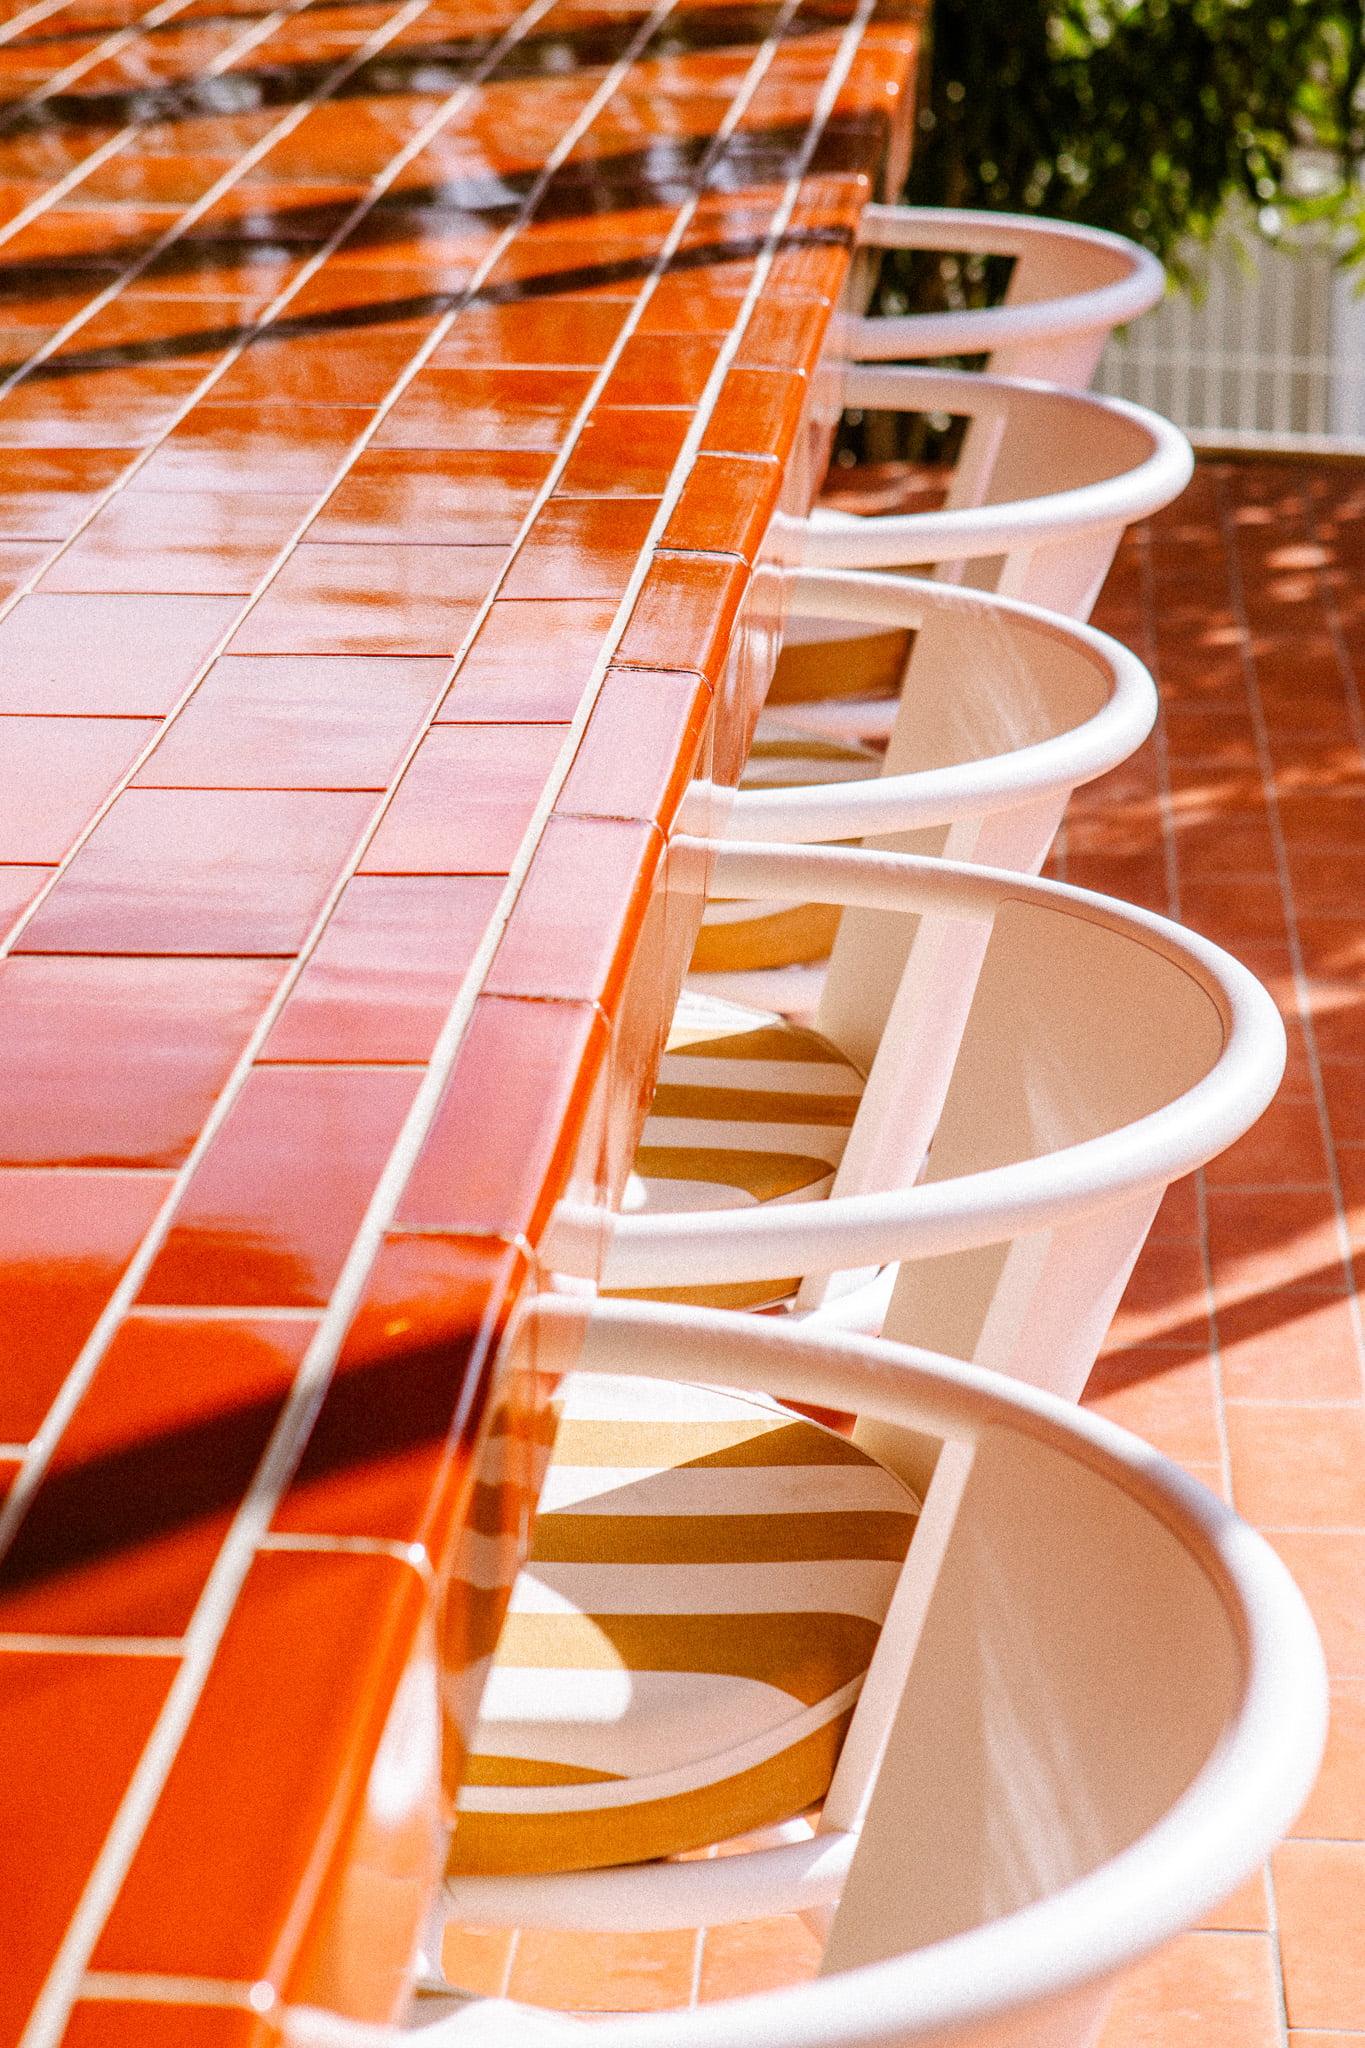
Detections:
[133, 654, 448, 791]
[373, 366, 596, 451]
[1224, 1403, 1365, 1530]
[1197, 1867, 1271, 1933]
[0, 448, 129, 540]
[0, 593, 240, 715]
[1206, 1188, 1352, 1302]
[1274, 1840, 1365, 2031]
[0, 716, 157, 862]
[18, 788, 375, 956]
[509, 1928, 699, 2011]
[1294, 1677, 1365, 1839]
[1105, 1235, 1211, 1350]
[1269, 1532, 1365, 1674]
[1218, 1288, 1363, 1402]
[500, 497, 659, 602]
[555, 408, 692, 497]
[1098, 1930, 1281, 2048]
[697, 1916, 823, 2001]
[1082, 1349, 1223, 1466]
[130, 402, 372, 495]
[431, 297, 630, 367]
[440, 1925, 514, 1998]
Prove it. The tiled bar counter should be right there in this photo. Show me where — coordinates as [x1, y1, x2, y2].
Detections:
[0, 0, 920, 2040]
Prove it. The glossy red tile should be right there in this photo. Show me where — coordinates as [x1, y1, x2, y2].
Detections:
[0, 1649, 177, 2048]
[0, 366, 206, 449]
[0, 594, 241, 715]
[18, 788, 375, 956]
[0, 449, 129, 540]
[139, 1065, 422, 1309]
[614, 550, 748, 685]
[306, 449, 554, 547]
[261, 873, 503, 1063]
[0, 955, 282, 1168]
[557, 663, 712, 827]
[661, 451, 781, 560]
[431, 298, 631, 367]
[92, 1548, 433, 2009]
[433, 597, 617, 721]
[554, 406, 691, 497]
[40, 491, 317, 596]
[0, 1315, 314, 1638]
[229, 543, 505, 658]
[210, 327, 425, 405]
[397, 995, 607, 1239]
[130, 403, 372, 495]
[486, 814, 663, 1008]
[373, 367, 596, 451]
[738, 295, 832, 369]
[500, 497, 659, 601]
[132, 655, 448, 791]
[0, 717, 157, 861]
[600, 330, 723, 408]
[361, 723, 568, 875]
[272, 1232, 526, 1549]
[701, 365, 808, 464]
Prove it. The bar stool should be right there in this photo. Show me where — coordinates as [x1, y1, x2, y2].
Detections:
[841, 204, 1166, 386]
[286, 1301, 1325, 2046]
[690, 567, 1157, 1008]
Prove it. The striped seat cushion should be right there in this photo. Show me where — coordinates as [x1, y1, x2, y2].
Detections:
[616, 989, 865, 1311]
[765, 625, 912, 707]
[690, 721, 884, 978]
[450, 1373, 920, 1878]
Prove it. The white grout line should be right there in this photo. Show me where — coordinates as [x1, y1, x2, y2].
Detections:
[20, 8, 881, 2039]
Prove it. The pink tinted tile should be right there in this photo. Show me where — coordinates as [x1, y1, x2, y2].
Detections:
[615, 552, 747, 685]
[0, 1169, 172, 1441]
[0, 594, 240, 714]
[0, 955, 282, 1167]
[362, 724, 568, 875]
[0, 1314, 313, 1637]
[698, 1915, 823, 2000]
[500, 497, 658, 601]
[373, 367, 595, 450]
[0, 449, 130, 541]
[39, 490, 315, 597]
[133, 655, 448, 790]
[0, 866, 50, 935]
[230, 543, 505, 658]
[306, 449, 554, 546]
[261, 873, 502, 1063]
[1294, 1677, 1365, 1840]
[130, 402, 371, 494]
[485, 815, 662, 1008]
[1269, 1531, 1365, 1673]
[0, 716, 157, 860]
[1098, 1929, 1281, 2048]
[18, 788, 375, 955]
[509, 1929, 697, 2011]
[1274, 1839, 1365, 2031]
[1218, 1288, 1364, 1401]
[435, 599, 617, 721]
[556, 664, 711, 827]
[139, 1065, 421, 1309]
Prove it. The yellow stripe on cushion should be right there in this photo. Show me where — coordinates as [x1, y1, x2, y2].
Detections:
[766, 630, 912, 706]
[550, 1417, 874, 1469]
[528, 1510, 916, 1567]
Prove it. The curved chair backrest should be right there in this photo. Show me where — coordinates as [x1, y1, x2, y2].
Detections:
[569, 845, 1286, 1403]
[286, 1303, 1325, 2048]
[799, 368, 1192, 617]
[842, 204, 1166, 386]
[722, 569, 1157, 863]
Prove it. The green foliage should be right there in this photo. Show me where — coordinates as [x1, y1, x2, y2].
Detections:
[905, 0, 1365, 272]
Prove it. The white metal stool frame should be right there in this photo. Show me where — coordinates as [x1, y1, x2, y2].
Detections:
[287, 1300, 1326, 2048]
[842, 205, 1166, 385]
[799, 368, 1193, 617]
[715, 567, 1158, 845]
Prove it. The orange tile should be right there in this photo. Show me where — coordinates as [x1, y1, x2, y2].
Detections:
[1269, 1532, 1365, 1673]
[1218, 1288, 1363, 1402]
[1294, 1677, 1365, 1840]
[1274, 1840, 1365, 2031]
[1105, 1235, 1211, 1350]
[1204, 1091, 1336, 1190]
[501, 497, 659, 601]
[615, 551, 748, 686]
[0, 1649, 177, 2048]
[1082, 1350, 1223, 1466]
[557, 664, 712, 828]
[1098, 1929, 1281, 2048]
[0, 955, 282, 1168]
[0, 1314, 313, 1637]
[661, 451, 781, 561]
[485, 816, 663, 1008]
[139, 1065, 421, 1309]
[132, 654, 448, 791]
[702, 365, 807, 464]
[600, 330, 723, 408]
[509, 1928, 699, 2012]
[431, 298, 630, 367]
[0, 448, 129, 540]
[0, 365, 207, 449]
[18, 788, 375, 956]
[554, 406, 692, 497]
[229, 542, 505, 658]
[210, 327, 425, 405]
[40, 490, 317, 597]
[435, 597, 618, 721]
[439, 1924, 515, 1998]
[0, 593, 240, 714]
[374, 366, 596, 451]
[697, 1915, 823, 2001]
[1205, 1188, 1351, 1302]
[261, 873, 502, 1064]
[1224, 1403, 1365, 1529]
[361, 723, 568, 875]
[131, 402, 371, 495]
[0, 717, 157, 861]
[306, 448, 554, 547]
[1197, 1867, 1271, 1933]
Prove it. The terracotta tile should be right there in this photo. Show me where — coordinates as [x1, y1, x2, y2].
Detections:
[92, 1548, 433, 2007]
[615, 551, 747, 686]
[431, 298, 630, 366]
[500, 497, 658, 601]
[1274, 1840, 1365, 2031]
[1204, 1092, 1336, 1189]
[396, 996, 607, 1240]
[361, 723, 568, 875]
[1198, 1867, 1271, 1933]
[0, 716, 157, 861]
[0, 866, 51, 934]
[0, 448, 129, 539]
[555, 407, 691, 497]
[210, 327, 425, 405]
[661, 451, 780, 561]
[0, 593, 240, 715]
[374, 367, 596, 451]
[637, 273, 747, 333]
[1205, 1188, 1351, 1302]
[1218, 1289, 1364, 1402]
[701, 365, 807, 464]
[1082, 1350, 1223, 1466]
[261, 874, 502, 1064]
[0, 1649, 178, 2048]
[600, 331, 723, 408]
[1294, 1677, 1365, 1839]
[1098, 1235, 1211, 1350]
[1269, 1532, 1365, 1673]
[697, 1915, 823, 2001]
[130, 403, 372, 495]
[1098, 1930, 1281, 2048]
[229, 543, 505, 659]
[0, 1314, 313, 1638]
[0, 955, 281, 1168]
[132, 655, 448, 791]
[509, 1928, 698, 2011]
[1224, 1403, 1365, 1529]
[0, 366, 205, 449]
[272, 1233, 525, 1551]
[60, 2002, 278, 2048]
[139, 1065, 421, 1309]
[434, 598, 617, 721]
[40, 490, 316, 596]
[306, 448, 554, 546]
[18, 788, 374, 956]
[486, 816, 662, 1008]
[738, 295, 831, 369]
[557, 664, 711, 828]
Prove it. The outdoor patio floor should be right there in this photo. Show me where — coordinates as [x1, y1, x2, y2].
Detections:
[443, 452, 1365, 2041]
